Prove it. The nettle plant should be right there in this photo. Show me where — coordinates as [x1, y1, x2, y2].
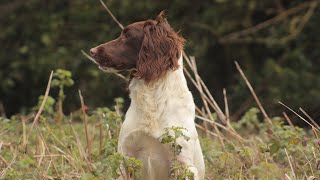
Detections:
[160, 126, 195, 180]
[32, 69, 74, 122]
[51, 69, 74, 124]
[32, 95, 56, 117]
[95, 140, 142, 179]
[92, 98, 142, 179]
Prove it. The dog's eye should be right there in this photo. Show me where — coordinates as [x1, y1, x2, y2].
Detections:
[124, 32, 130, 39]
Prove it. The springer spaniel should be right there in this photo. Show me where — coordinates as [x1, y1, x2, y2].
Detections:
[90, 12, 205, 180]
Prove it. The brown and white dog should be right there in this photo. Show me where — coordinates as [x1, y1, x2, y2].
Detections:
[90, 12, 205, 180]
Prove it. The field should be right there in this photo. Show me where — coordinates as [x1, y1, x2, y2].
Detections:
[0, 53, 319, 180]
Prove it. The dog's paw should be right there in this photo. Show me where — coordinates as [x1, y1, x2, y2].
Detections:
[188, 166, 199, 180]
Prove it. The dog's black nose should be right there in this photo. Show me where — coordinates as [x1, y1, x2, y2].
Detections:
[90, 48, 97, 56]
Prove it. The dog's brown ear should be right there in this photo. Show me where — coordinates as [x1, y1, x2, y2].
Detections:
[155, 10, 167, 24]
[135, 15, 185, 83]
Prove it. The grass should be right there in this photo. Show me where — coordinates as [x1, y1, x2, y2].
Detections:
[1, 55, 320, 179]
[0, 100, 319, 179]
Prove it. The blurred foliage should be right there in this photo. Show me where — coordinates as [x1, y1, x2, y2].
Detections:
[0, 0, 319, 121]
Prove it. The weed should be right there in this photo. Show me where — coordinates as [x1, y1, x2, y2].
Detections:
[160, 126, 194, 179]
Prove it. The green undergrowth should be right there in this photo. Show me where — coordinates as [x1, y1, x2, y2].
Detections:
[1, 104, 319, 179]
[202, 107, 319, 179]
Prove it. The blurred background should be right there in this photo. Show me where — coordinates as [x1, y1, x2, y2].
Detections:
[1, 0, 319, 123]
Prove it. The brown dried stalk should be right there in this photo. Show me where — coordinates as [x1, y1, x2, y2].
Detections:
[99, 0, 124, 29]
[29, 71, 53, 133]
[189, 56, 224, 145]
[36, 126, 60, 176]
[69, 113, 93, 172]
[278, 101, 319, 132]
[299, 108, 320, 131]
[78, 90, 91, 158]
[235, 61, 272, 126]
[283, 112, 296, 131]
[81, 50, 128, 82]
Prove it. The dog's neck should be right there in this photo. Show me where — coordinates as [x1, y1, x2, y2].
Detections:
[128, 56, 189, 112]
[129, 56, 187, 93]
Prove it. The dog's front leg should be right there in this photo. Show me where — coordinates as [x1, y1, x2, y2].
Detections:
[174, 139, 200, 180]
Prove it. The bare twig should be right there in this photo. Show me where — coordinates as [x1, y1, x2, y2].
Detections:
[284, 174, 292, 180]
[278, 102, 319, 132]
[189, 56, 223, 143]
[99, 0, 124, 29]
[36, 126, 60, 176]
[81, 50, 129, 82]
[285, 148, 296, 179]
[183, 52, 226, 121]
[0, 155, 9, 168]
[283, 112, 296, 131]
[223, 88, 237, 134]
[299, 108, 320, 131]
[0, 153, 17, 178]
[78, 90, 91, 158]
[195, 124, 219, 138]
[300, 149, 315, 177]
[184, 67, 224, 120]
[69, 113, 93, 172]
[81, 50, 98, 65]
[52, 146, 79, 172]
[235, 61, 272, 126]
[25, 71, 53, 150]
[223, 88, 230, 124]
[30, 71, 53, 131]
[196, 115, 244, 142]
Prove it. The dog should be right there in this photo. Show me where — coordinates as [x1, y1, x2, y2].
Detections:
[90, 11, 205, 180]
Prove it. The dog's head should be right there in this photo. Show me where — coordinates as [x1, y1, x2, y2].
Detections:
[90, 11, 185, 82]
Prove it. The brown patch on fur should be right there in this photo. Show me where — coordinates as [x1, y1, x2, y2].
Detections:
[135, 11, 185, 83]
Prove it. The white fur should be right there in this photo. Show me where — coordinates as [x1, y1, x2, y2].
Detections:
[117, 55, 205, 180]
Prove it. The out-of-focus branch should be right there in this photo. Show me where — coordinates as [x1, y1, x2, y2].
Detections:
[0, 101, 6, 117]
[218, 1, 318, 44]
[0, 0, 25, 18]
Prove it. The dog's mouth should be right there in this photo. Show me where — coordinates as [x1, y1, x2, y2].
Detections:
[85, 53, 118, 72]
[91, 58, 124, 73]
[84, 51, 132, 73]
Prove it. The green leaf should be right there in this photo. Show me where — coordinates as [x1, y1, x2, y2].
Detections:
[175, 144, 183, 155]
[270, 142, 280, 154]
[288, 137, 301, 145]
[161, 135, 174, 144]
